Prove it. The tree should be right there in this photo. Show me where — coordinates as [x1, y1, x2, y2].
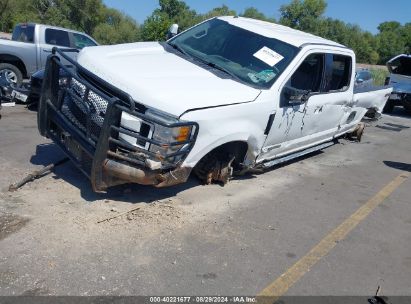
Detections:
[141, 0, 202, 41]
[141, 11, 172, 41]
[93, 8, 141, 44]
[0, 0, 11, 31]
[158, 0, 189, 20]
[279, 0, 326, 33]
[0, 0, 9, 20]
[378, 21, 401, 33]
[240, 7, 275, 22]
[202, 5, 236, 19]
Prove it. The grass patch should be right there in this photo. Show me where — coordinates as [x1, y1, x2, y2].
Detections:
[370, 68, 389, 86]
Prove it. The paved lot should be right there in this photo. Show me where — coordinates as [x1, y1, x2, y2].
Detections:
[0, 105, 410, 297]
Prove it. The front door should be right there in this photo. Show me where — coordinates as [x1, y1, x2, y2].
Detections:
[259, 51, 353, 161]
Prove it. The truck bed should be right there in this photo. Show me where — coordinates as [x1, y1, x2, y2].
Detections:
[353, 85, 393, 114]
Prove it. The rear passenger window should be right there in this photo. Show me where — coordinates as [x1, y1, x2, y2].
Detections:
[324, 54, 351, 92]
[12, 25, 35, 43]
[45, 29, 70, 47]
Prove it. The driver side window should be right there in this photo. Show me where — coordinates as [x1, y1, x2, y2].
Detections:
[290, 53, 324, 92]
[280, 53, 325, 107]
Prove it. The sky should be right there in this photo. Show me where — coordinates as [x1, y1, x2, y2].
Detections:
[102, 0, 410, 34]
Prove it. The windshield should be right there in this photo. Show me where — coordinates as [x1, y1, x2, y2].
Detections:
[169, 18, 299, 89]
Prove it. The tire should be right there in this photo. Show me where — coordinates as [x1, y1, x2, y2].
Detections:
[193, 151, 220, 184]
[0, 63, 23, 86]
[383, 100, 394, 113]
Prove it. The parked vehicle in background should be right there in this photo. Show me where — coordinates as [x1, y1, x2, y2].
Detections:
[355, 69, 373, 88]
[38, 16, 392, 192]
[384, 54, 411, 113]
[0, 23, 97, 86]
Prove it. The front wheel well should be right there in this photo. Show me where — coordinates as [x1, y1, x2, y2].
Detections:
[0, 54, 28, 78]
[193, 141, 248, 184]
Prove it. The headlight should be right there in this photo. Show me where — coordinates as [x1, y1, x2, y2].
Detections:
[145, 109, 195, 161]
[152, 124, 192, 144]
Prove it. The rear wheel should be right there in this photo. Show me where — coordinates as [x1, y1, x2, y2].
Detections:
[0, 63, 23, 86]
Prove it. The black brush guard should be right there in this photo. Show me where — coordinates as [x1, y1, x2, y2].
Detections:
[38, 48, 198, 192]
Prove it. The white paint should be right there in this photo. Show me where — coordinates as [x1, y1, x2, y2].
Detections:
[354, 87, 393, 114]
[74, 17, 391, 176]
[77, 42, 260, 118]
[253, 46, 284, 67]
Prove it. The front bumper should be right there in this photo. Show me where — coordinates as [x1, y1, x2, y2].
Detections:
[38, 48, 198, 192]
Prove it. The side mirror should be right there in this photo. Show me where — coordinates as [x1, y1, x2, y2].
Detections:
[167, 24, 179, 40]
[283, 86, 311, 104]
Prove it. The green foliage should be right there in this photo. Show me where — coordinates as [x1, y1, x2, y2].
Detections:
[370, 68, 389, 86]
[240, 7, 275, 22]
[202, 5, 236, 19]
[280, 0, 327, 33]
[279, 0, 410, 64]
[93, 8, 140, 44]
[141, 11, 172, 41]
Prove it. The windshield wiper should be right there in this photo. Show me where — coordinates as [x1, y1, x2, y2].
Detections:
[167, 42, 191, 58]
[201, 60, 243, 83]
[167, 43, 244, 84]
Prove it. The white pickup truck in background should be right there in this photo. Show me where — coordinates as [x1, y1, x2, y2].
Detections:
[37, 16, 392, 192]
[0, 23, 97, 85]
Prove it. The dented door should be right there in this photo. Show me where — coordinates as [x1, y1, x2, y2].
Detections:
[259, 52, 353, 161]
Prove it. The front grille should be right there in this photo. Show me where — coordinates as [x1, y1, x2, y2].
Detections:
[61, 78, 108, 140]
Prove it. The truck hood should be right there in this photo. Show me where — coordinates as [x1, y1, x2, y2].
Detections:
[76, 42, 261, 117]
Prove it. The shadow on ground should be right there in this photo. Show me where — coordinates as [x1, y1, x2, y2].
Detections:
[383, 161, 411, 173]
[28, 142, 330, 203]
[375, 122, 410, 132]
[384, 107, 411, 119]
[30, 143, 200, 203]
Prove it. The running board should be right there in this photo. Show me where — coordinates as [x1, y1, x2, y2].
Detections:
[260, 141, 335, 169]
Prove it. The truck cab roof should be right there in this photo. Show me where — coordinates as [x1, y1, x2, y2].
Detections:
[218, 16, 347, 49]
[15, 23, 92, 37]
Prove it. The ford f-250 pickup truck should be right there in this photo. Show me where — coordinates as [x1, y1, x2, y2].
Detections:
[0, 23, 97, 85]
[37, 16, 392, 192]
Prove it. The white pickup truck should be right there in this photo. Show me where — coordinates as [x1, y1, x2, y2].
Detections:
[38, 16, 392, 192]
